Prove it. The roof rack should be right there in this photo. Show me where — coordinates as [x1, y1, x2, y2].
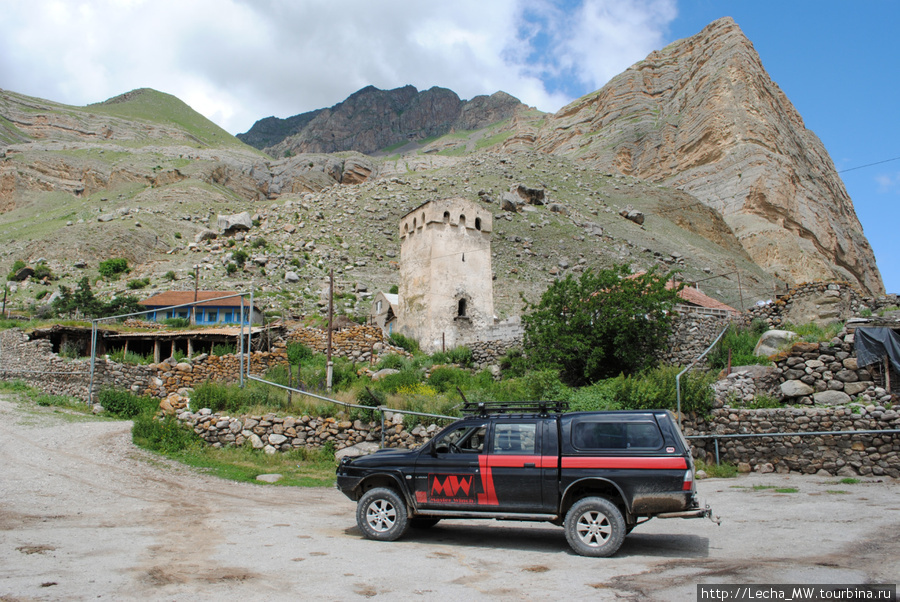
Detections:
[462, 401, 569, 417]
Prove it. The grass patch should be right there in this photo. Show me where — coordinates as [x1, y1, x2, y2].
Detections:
[825, 490, 850, 494]
[695, 459, 739, 478]
[774, 487, 798, 493]
[171, 446, 337, 486]
[838, 477, 860, 485]
[782, 321, 844, 343]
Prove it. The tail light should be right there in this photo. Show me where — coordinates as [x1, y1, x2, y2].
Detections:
[682, 469, 694, 491]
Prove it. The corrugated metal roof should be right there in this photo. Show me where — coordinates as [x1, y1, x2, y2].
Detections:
[138, 291, 255, 309]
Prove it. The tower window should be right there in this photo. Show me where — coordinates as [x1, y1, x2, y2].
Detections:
[475, 217, 482, 231]
[461, 253, 465, 262]
[457, 298, 467, 317]
[459, 214, 466, 229]
[443, 211, 450, 223]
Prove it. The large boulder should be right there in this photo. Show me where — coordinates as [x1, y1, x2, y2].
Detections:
[780, 380, 814, 398]
[217, 212, 253, 233]
[754, 330, 798, 357]
[813, 391, 851, 406]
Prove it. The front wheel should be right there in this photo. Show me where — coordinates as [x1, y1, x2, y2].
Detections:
[564, 497, 625, 557]
[357, 487, 409, 542]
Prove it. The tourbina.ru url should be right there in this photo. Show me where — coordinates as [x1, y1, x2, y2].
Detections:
[697, 584, 896, 601]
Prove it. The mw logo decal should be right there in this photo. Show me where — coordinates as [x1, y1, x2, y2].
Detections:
[428, 474, 477, 502]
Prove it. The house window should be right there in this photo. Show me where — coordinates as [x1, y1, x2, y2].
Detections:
[222, 311, 233, 323]
[457, 298, 467, 317]
[376, 300, 383, 313]
[207, 310, 218, 323]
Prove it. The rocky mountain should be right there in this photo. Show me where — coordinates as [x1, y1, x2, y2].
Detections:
[527, 17, 882, 294]
[0, 17, 887, 324]
[238, 85, 525, 157]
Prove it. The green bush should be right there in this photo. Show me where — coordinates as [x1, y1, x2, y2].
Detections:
[445, 346, 473, 367]
[127, 277, 151, 290]
[286, 342, 314, 366]
[132, 414, 198, 453]
[226, 262, 238, 275]
[498, 348, 528, 378]
[7, 260, 26, 281]
[211, 343, 235, 356]
[606, 366, 715, 414]
[708, 324, 771, 369]
[376, 353, 409, 371]
[231, 249, 249, 267]
[108, 349, 153, 365]
[98, 388, 156, 418]
[375, 368, 424, 394]
[569, 380, 621, 412]
[59, 340, 81, 359]
[191, 381, 270, 414]
[428, 366, 472, 393]
[389, 285, 399, 294]
[388, 333, 419, 353]
[98, 258, 129, 279]
[162, 317, 190, 328]
[251, 237, 267, 249]
[32, 262, 53, 280]
[164, 270, 177, 281]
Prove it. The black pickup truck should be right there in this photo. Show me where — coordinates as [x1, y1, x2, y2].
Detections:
[336, 402, 714, 556]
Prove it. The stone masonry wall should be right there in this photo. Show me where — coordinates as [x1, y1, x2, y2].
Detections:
[683, 406, 899, 478]
[657, 310, 733, 368]
[286, 324, 407, 364]
[747, 281, 898, 328]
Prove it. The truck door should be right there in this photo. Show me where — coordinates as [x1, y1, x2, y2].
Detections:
[482, 421, 545, 511]
[413, 422, 486, 509]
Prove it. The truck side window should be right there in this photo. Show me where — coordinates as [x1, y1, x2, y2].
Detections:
[434, 425, 486, 453]
[492, 423, 537, 454]
[573, 421, 662, 450]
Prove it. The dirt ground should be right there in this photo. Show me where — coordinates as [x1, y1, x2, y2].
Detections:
[1, 393, 898, 601]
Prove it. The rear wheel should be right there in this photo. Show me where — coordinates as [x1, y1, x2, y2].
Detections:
[357, 487, 409, 542]
[564, 497, 625, 557]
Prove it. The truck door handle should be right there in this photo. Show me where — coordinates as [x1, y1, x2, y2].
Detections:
[524, 462, 536, 468]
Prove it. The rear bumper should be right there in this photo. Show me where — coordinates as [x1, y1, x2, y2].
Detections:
[655, 504, 719, 524]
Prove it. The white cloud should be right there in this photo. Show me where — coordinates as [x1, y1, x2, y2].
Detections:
[875, 172, 900, 194]
[0, 0, 678, 134]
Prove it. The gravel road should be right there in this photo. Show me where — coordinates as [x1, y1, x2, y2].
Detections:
[1, 393, 898, 601]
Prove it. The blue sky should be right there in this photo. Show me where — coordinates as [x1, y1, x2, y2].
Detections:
[0, 0, 897, 293]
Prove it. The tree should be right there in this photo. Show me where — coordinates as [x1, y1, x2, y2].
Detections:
[522, 266, 682, 386]
[52, 276, 142, 319]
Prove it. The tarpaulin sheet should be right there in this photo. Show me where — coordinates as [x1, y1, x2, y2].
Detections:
[854, 327, 900, 373]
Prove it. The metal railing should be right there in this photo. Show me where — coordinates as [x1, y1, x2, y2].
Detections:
[247, 374, 457, 448]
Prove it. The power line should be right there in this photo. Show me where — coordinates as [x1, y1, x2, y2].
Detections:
[838, 156, 900, 174]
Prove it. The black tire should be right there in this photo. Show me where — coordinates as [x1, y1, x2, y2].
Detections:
[409, 518, 440, 529]
[564, 497, 626, 557]
[356, 487, 409, 542]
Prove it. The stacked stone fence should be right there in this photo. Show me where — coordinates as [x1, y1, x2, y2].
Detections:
[747, 281, 898, 328]
[286, 324, 408, 364]
[175, 407, 446, 454]
[683, 406, 899, 478]
[0, 328, 288, 403]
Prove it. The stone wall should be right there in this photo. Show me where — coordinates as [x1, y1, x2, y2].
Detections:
[177, 407, 443, 452]
[286, 324, 406, 363]
[683, 406, 899, 478]
[0, 328, 287, 402]
[747, 281, 898, 328]
[657, 309, 733, 368]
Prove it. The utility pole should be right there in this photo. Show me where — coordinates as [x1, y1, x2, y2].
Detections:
[192, 265, 200, 324]
[737, 270, 744, 312]
[326, 268, 334, 392]
[2, 287, 6, 318]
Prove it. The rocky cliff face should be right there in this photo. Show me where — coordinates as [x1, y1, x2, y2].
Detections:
[531, 17, 883, 295]
[240, 85, 525, 156]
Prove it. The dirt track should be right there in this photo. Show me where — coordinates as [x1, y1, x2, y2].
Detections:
[1, 393, 898, 601]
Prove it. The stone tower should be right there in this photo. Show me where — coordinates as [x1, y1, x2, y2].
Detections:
[397, 198, 494, 352]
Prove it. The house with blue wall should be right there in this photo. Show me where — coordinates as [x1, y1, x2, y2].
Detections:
[138, 291, 263, 325]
